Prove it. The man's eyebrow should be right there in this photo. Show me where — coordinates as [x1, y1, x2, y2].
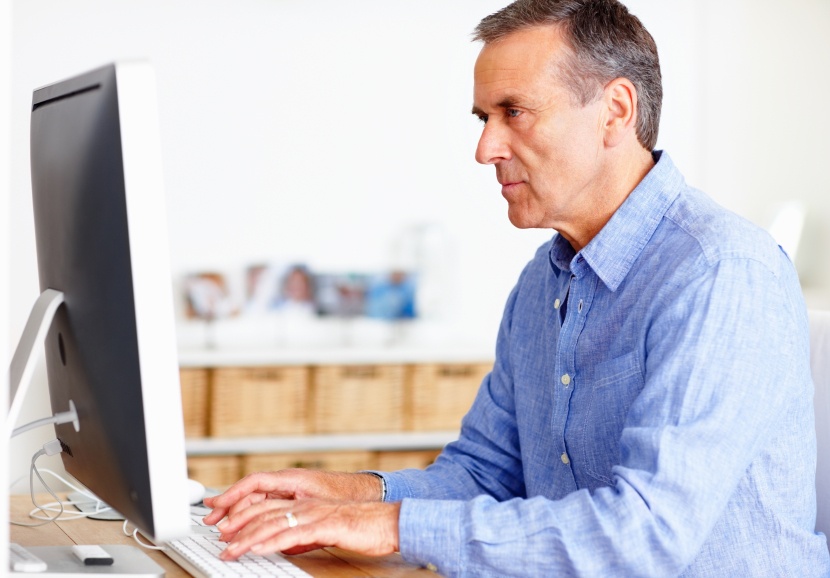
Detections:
[496, 97, 520, 109]
[472, 97, 521, 117]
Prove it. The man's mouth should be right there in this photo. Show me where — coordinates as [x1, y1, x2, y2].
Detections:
[500, 180, 524, 198]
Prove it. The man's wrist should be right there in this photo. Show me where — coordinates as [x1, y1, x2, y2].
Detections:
[359, 472, 387, 502]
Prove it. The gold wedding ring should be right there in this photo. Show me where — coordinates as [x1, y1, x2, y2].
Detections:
[285, 512, 299, 528]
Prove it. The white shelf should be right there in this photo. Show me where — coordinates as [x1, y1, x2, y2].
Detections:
[178, 346, 493, 367]
[185, 431, 459, 456]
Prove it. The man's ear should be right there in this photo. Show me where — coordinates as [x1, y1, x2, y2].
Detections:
[602, 77, 638, 148]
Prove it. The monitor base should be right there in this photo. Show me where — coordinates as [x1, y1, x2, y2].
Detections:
[66, 492, 125, 522]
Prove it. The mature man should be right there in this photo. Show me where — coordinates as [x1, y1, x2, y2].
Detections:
[204, 1, 830, 575]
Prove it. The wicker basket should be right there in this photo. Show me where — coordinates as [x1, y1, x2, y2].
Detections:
[209, 366, 310, 437]
[186, 455, 242, 489]
[406, 363, 492, 431]
[179, 368, 210, 438]
[242, 450, 377, 475]
[311, 364, 406, 433]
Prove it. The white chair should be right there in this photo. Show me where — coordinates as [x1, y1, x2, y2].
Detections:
[767, 200, 806, 262]
[810, 309, 830, 543]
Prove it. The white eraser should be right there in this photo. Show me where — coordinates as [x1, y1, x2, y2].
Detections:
[72, 545, 114, 566]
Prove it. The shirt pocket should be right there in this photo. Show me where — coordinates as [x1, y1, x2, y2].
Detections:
[580, 350, 644, 485]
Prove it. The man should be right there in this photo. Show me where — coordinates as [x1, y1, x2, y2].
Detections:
[204, 1, 830, 575]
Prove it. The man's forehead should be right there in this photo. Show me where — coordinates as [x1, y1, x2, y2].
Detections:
[474, 64, 524, 90]
[473, 77, 529, 108]
[473, 29, 568, 109]
[475, 27, 566, 82]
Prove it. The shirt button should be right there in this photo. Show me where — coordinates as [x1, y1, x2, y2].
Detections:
[561, 373, 571, 386]
[560, 452, 570, 465]
[426, 563, 439, 572]
[554, 298, 561, 309]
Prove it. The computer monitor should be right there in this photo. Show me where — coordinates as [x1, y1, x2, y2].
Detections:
[23, 61, 191, 542]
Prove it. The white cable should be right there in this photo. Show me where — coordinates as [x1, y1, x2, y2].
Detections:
[26, 493, 112, 520]
[10, 445, 64, 527]
[12, 447, 164, 552]
[122, 520, 165, 551]
[9, 467, 115, 522]
[12, 407, 78, 438]
[27, 503, 97, 521]
[18, 468, 110, 510]
[10, 467, 107, 506]
[9, 442, 116, 527]
[12, 416, 62, 437]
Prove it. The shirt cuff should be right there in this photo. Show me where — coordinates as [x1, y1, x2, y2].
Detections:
[398, 498, 465, 576]
[361, 470, 417, 503]
[360, 471, 387, 502]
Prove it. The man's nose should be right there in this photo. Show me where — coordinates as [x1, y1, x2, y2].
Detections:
[475, 121, 511, 165]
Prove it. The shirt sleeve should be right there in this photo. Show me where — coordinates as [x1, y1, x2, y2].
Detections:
[394, 254, 810, 577]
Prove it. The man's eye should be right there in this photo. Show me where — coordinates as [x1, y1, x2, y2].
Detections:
[507, 109, 521, 118]
[477, 114, 488, 124]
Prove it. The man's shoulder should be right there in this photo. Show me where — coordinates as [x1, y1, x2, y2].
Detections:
[660, 188, 784, 274]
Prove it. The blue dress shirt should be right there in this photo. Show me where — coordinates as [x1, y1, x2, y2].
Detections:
[377, 152, 830, 576]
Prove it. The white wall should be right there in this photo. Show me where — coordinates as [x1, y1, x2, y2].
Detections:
[11, 0, 546, 348]
[2, 0, 11, 564]
[8, 0, 830, 491]
[695, 0, 830, 297]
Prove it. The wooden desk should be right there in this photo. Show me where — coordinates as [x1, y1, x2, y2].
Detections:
[10, 494, 435, 577]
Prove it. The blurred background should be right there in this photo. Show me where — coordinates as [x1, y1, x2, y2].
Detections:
[6, 0, 830, 489]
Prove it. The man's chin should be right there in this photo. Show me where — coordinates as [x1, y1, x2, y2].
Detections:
[507, 208, 542, 230]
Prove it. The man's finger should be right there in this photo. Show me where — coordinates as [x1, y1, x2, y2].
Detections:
[217, 497, 294, 535]
[219, 507, 303, 560]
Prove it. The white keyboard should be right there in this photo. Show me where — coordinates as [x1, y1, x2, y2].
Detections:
[164, 534, 311, 577]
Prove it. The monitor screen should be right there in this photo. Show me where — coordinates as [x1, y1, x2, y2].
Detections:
[28, 62, 191, 542]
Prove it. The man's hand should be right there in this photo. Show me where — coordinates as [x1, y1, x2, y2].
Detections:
[215, 498, 401, 560]
[202, 469, 383, 527]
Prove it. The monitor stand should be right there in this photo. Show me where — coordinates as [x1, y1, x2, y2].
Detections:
[7, 288, 66, 436]
[65, 491, 125, 521]
[7, 290, 165, 575]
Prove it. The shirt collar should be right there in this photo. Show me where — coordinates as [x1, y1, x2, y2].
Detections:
[548, 151, 685, 291]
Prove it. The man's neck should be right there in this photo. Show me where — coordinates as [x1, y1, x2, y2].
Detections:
[558, 146, 655, 252]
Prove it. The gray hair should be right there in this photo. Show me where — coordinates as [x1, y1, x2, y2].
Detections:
[473, 0, 662, 151]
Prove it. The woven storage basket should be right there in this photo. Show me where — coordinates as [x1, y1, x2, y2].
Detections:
[209, 366, 310, 437]
[311, 364, 406, 433]
[242, 450, 377, 475]
[375, 449, 442, 471]
[406, 363, 492, 431]
[186, 455, 242, 489]
[179, 368, 210, 438]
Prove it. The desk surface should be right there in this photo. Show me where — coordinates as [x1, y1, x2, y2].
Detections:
[10, 494, 434, 577]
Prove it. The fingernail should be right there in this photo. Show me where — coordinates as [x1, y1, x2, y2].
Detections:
[250, 543, 265, 554]
[216, 519, 228, 530]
